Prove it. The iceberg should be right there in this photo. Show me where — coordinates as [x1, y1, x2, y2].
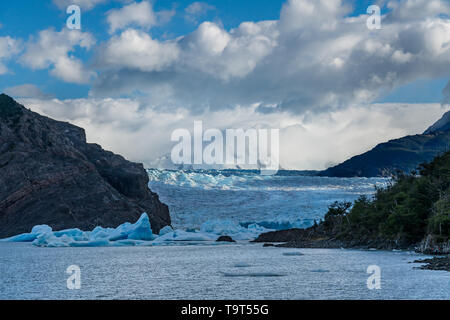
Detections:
[1, 213, 272, 247]
[33, 233, 73, 247]
[127, 213, 155, 241]
[158, 225, 173, 236]
[53, 228, 88, 241]
[1, 233, 40, 242]
[0, 224, 54, 242]
[1, 213, 157, 247]
[31, 225, 52, 234]
[200, 220, 272, 240]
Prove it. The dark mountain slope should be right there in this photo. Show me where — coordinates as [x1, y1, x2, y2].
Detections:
[320, 110, 450, 177]
[0, 94, 171, 238]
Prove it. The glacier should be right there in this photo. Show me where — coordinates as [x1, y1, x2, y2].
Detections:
[146, 169, 389, 232]
[0, 213, 271, 247]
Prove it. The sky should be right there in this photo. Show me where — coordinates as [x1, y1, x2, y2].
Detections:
[0, 0, 449, 169]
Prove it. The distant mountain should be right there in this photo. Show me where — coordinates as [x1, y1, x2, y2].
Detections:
[424, 110, 450, 134]
[320, 110, 450, 177]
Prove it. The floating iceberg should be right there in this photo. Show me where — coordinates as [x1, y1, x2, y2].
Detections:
[200, 219, 271, 241]
[153, 229, 217, 243]
[33, 233, 73, 248]
[1, 214, 271, 247]
[0, 213, 156, 247]
[31, 225, 52, 234]
[127, 214, 155, 241]
[0, 224, 54, 242]
[158, 225, 174, 236]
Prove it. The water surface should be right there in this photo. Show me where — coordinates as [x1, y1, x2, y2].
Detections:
[1, 242, 448, 300]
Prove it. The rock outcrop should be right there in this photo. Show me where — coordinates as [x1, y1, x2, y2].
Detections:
[416, 235, 450, 255]
[0, 94, 171, 238]
[413, 257, 450, 271]
[216, 235, 236, 242]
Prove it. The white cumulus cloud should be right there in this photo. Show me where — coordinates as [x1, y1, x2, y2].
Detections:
[97, 29, 179, 72]
[106, 1, 157, 34]
[0, 36, 21, 74]
[4, 84, 53, 99]
[20, 28, 96, 84]
[184, 2, 216, 24]
[53, 0, 109, 11]
[90, 0, 450, 115]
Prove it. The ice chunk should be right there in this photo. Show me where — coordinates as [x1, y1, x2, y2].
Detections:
[32, 233, 73, 247]
[127, 213, 154, 241]
[111, 239, 147, 247]
[53, 228, 88, 241]
[26, 213, 155, 247]
[3, 212, 271, 247]
[1, 224, 53, 242]
[200, 219, 243, 235]
[158, 225, 173, 236]
[90, 226, 115, 240]
[1, 233, 39, 242]
[199, 219, 271, 240]
[107, 214, 155, 241]
[31, 225, 52, 234]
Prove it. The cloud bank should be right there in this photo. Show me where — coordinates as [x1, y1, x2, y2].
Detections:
[3, 0, 450, 169]
[19, 97, 448, 170]
[90, 0, 450, 115]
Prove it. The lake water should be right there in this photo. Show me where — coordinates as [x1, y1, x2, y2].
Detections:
[1, 242, 448, 300]
[1, 170, 448, 300]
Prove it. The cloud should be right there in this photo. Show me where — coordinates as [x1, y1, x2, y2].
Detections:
[8, 0, 450, 170]
[106, 1, 157, 34]
[17, 97, 449, 170]
[96, 29, 179, 72]
[0, 36, 21, 74]
[386, 0, 450, 22]
[157, 7, 177, 26]
[185, 2, 215, 24]
[20, 28, 96, 84]
[90, 0, 450, 116]
[53, 0, 109, 11]
[3, 84, 53, 99]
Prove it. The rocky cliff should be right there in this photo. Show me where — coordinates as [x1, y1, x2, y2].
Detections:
[0, 94, 171, 238]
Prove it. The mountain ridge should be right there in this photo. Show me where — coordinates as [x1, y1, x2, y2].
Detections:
[320, 109, 450, 177]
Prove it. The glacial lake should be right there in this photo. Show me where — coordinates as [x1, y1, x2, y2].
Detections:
[1, 242, 449, 300]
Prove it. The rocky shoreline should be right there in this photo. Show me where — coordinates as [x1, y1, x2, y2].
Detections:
[253, 228, 449, 271]
[413, 257, 450, 271]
